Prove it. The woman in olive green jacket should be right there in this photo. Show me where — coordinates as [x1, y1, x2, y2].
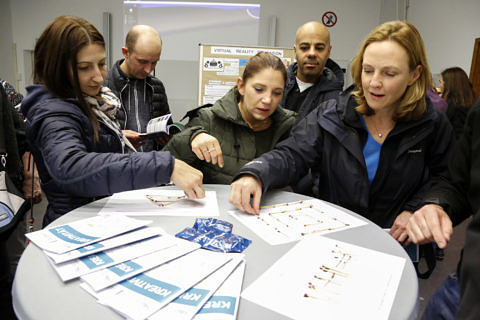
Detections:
[163, 52, 296, 184]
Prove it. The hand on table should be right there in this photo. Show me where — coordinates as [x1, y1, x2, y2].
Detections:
[191, 133, 224, 168]
[122, 130, 146, 148]
[171, 159, 205, 199]
[407, 204, 452, 249]
[229, 175, 262, 215]
[390, 210, 413, 245]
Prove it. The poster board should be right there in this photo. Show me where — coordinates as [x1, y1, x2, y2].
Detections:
[198, 44, 295, 105]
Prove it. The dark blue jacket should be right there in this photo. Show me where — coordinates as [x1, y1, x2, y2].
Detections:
[21, 85, 175, 226]
[281, 59, 344, 124]
[236, 90, 454, 228]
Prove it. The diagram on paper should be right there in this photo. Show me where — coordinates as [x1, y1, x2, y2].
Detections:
[230, 199, 367, 245]
[303, 244, 353, 303]
[241, 235, 406, 320]
[98, 189, 219, 217]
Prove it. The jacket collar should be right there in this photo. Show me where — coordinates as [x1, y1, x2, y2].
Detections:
[285, 59, 345, 92]
[113, 59, 153, 84]
[338, 86, 439, 137]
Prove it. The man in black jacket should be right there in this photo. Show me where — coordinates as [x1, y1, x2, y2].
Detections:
[282, 21, 344, 195]
[104, 25, 170, 151]
[407, 99, 480, 319]
[282, 21, 344, 124]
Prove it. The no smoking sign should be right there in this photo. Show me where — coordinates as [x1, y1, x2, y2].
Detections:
[322, 11, 337, 27]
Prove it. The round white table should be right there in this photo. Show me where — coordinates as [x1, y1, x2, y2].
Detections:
[12, 184, 418, 319]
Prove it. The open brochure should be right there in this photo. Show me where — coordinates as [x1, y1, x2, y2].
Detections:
[139, 114, 184, 139]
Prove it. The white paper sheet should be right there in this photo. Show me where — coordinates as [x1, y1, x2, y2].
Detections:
[26, 214, 151, 254]
[49, 235, 177, 282]
[44, 227, 165, 264]
[241, 235, 405, 320]
[94, 249, 233, 320]
[193, 260, 246, 320]
[81, 238, 201, 291]
[149, 254, 245, 320]
[230, 199, 367, 245]
[98, 189, 219, 217]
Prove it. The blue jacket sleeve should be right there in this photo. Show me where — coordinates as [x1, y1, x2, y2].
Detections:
[36, 114, 174, 197]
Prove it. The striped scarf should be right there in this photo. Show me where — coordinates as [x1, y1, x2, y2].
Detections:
[84, 87, 136, 154]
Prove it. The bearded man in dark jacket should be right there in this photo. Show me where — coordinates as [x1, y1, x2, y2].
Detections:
[104, 25, 170, 152]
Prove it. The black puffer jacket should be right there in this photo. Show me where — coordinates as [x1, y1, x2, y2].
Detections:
[237, 90, 454, 228]
[281, 59, 344, 123]
[104, 59, 170, 129]
[104, 59, 170, 151]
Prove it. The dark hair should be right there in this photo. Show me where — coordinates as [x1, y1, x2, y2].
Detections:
[236, 51, 287, 101]
[441, 67, 477, 108]
[351, 21, 432, 121]
[33, 15, 105, 141]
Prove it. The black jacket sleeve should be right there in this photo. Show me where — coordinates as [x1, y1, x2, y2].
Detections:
[422, 103, 480, 225]
[234, 100, 328, 192]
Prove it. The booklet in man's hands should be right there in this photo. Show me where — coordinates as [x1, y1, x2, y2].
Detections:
[139, 114, 184, 139]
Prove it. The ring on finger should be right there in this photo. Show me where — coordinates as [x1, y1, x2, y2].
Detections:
[208, 148, 216, 153]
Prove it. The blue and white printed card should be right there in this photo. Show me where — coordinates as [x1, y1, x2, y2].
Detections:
[45, 227, 164, 264]
[149, 254, 244, 320]
[49, 234, 177, 282]
[94, 249, 233, 320]
[81, 238, 201, 291]
[193, 259, 245, 320]
[26, 214, 151, 254]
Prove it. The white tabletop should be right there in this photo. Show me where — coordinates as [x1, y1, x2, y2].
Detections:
[12, 184, 418, 319]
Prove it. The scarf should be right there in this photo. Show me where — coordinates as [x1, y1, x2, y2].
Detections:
[84, 87, 137, 154]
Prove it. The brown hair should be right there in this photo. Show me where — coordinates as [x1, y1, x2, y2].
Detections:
[236, 51, 287, 101]
[351, 21, 432, 121]
[33, 15, 105, 141]
[441, 67, 477, 108]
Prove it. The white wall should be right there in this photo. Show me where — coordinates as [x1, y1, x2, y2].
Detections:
[8, 0, 384, 118]
[408, 0, 480, 77]
[9, 0, 124, 94]
[7, 0, 479, 116]
[0, 0, 16, 86]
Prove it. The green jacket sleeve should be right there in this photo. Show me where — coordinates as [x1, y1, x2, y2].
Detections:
[162, 109, 212, 166]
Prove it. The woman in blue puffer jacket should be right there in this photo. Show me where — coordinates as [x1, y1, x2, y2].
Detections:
[21, 16, 204, 227]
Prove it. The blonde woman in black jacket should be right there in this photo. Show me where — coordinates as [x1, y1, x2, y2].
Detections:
[230, 21, 454, 249]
